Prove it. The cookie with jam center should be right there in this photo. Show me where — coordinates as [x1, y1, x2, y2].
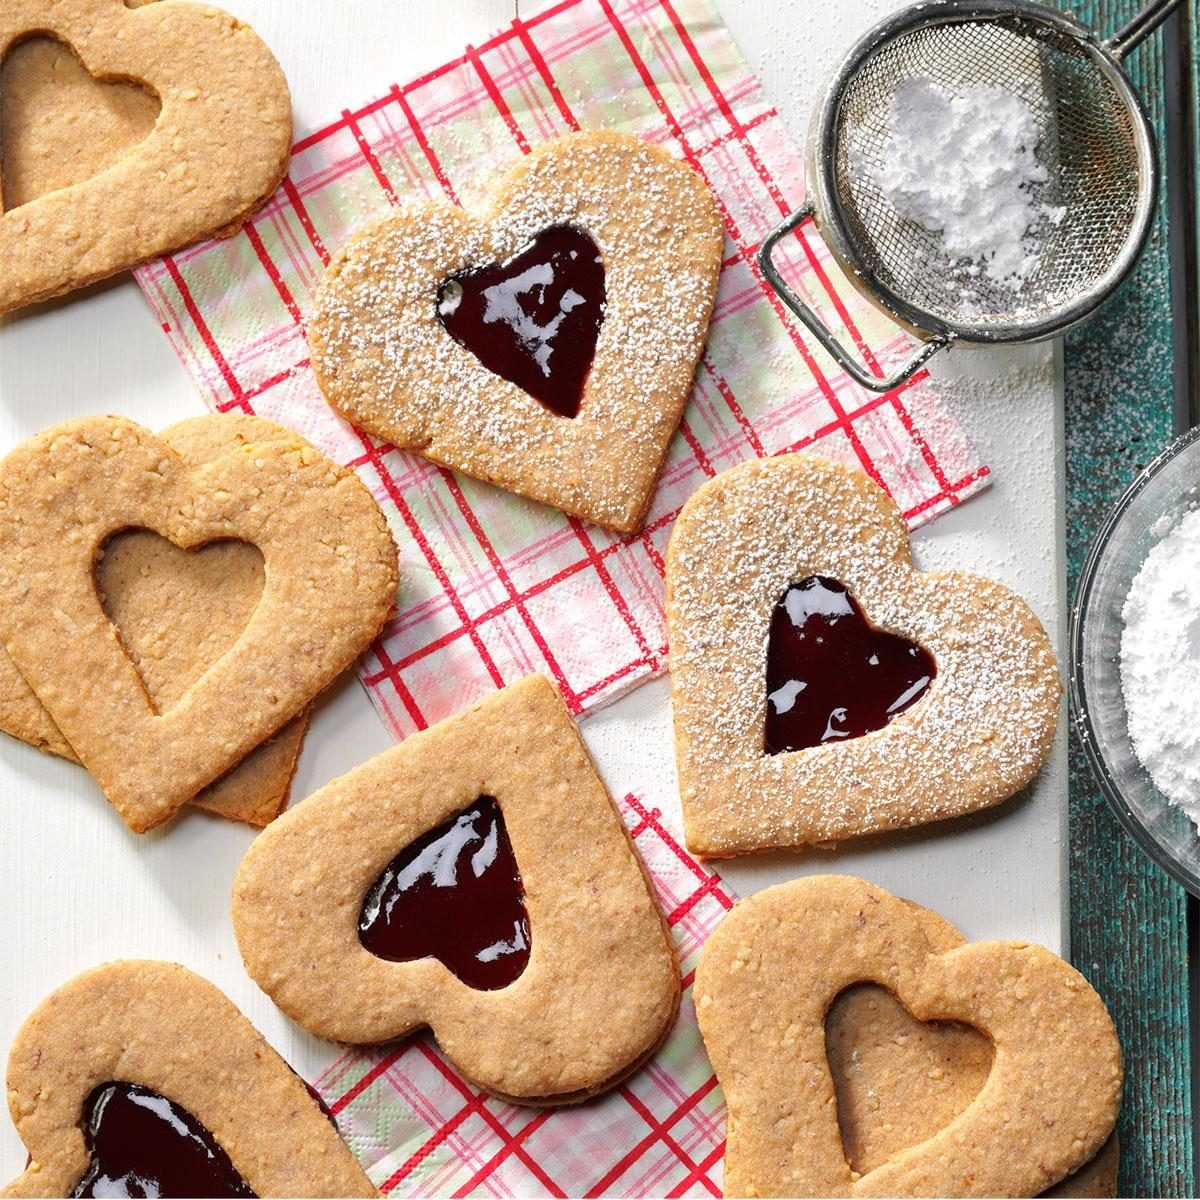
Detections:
[1, 961, 376, 1198]
[666, 453, 1061, 856]
[232, 674, 680, 1105]
[307, 131, 724, 534]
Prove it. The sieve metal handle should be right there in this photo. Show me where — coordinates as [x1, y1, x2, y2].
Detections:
[1104, 0, 1184, 60]
[757, 205, 952, 394]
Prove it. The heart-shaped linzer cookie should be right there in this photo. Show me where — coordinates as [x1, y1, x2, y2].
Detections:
[825, 902, 1119, 1198]
[695, 876, 1122, 1198]
[232, 675, 680, 1105]
[665, 454, 1061, 856]
[0, 0, 292, 314]
[0, 415, 397, 833]
[308, 131, 724, 534]
[0, 961, 376, 1198]
[0, 417, 316, 828]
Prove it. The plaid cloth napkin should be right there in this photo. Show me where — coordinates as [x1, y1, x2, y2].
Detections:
[133, 0, 988, 743]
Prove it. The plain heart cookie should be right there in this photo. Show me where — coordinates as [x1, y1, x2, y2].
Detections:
[0, 0, 292, 314]
[665, 453, 1061, 856]
[307, 131, 724, 534]
[0, 414, 397, 833]
[232, 674, 680, 1105]
[0, 416, 315, 828]
[0, 535, 311, 827]
[826, 901, 1119, 1198]
[0, 960, 376, 1198]
[694, 875, 1122, 1198]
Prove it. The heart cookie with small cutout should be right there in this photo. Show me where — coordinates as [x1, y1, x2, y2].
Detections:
[232, 674, 680, 1106]
[0, 416, 313, 829]
[0, 0, 292, 313]
[0, 961, 377, 1198]
[695, 876, 1122, 1198]
[307, 131, 724, 534]
[665, 453, 1061, 856]
[825, 898, 1119, 1199]
[0, 415, 397, 833]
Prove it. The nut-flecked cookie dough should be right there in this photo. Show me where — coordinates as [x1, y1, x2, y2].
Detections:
[308, 131, 724, 534]
[232, 673, 680, 1105]
[695, 876, 1122, 1198]
[827, 903, 1118, 1199]
[666, 454, 1061, 856]
[0, 0, 292, 314]
[0, 414, 398, 833]
[1, 961, 377, 1198]
[0, 539, 309, 827]
[0, 417, 317, 827]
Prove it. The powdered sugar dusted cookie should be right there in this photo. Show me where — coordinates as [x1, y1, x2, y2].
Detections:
[0, 417, 316, 827]
[232, 674, 679, 1105]
[0, 0, 292, 313]
[1, 961, 376, 1198]
[827, 902, 1118, 1199]
[695, 876, 1121, 1198]
[308, 131, 723, 534]
[0, 415, 397, 833]
[665, 454, 1060, 856]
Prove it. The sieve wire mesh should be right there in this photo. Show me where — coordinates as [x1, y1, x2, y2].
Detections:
[834, 14, 1144, 334]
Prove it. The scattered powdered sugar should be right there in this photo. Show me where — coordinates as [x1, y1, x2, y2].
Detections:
[861, 77, 1065, 287]
[1120, 508, 1200, 828]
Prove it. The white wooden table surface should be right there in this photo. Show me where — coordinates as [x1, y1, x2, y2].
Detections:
[0, 0, 1066, 1178]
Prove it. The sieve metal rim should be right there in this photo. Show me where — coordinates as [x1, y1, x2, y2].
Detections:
[759, 0, 1162, 392]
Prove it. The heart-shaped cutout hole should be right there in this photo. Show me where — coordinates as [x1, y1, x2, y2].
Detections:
[0, 35, 161, 213]
[765, 576, 936, 754]
[826, 983, 992, 1177]
[95, 530, 264, 716]
[73, 1082, 254, 1199]
[436, 224, 606, 419]
[358, 794, 531, 991]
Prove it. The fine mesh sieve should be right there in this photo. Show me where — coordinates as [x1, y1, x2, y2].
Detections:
[759, 0, 1181, 392]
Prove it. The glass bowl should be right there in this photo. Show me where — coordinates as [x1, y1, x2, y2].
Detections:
[1071, 424, 1200, 895]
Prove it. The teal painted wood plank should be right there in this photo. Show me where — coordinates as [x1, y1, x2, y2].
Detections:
[1065, 2, 1194, 1194]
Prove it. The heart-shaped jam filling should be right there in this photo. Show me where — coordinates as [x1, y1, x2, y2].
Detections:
[765, 576, 935, 754]
[1, 37, 161, 212]
[71, 1082, 255, 1199]
[358, 795, 531, 991]
[436, 225, 605, 419]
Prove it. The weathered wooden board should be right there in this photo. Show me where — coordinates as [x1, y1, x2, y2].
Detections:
[1065, 2, 1195, 1193]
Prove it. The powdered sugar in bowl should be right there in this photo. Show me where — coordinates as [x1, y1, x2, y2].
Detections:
[1072, 425, 1200, 894]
